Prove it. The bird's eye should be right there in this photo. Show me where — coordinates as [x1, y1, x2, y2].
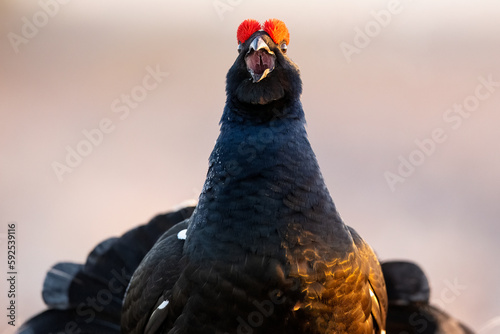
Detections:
[238, 43, 242, 53]
[280, 42, 287, 53]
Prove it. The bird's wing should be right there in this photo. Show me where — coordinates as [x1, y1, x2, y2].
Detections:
[121, 219, 190, 334]
[348, 226, 388, 333]
[17, 206, 194, 334]
[17, 309, 122, 334]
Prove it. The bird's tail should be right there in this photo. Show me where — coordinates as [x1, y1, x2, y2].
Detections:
[17, 206, 195, 334]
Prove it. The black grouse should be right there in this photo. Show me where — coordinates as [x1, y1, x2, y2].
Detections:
[18, 19, 388, 334]
[121, 19, 387, 334]
[382, 261, 474, 334]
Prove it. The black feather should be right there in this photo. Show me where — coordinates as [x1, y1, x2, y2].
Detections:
[18, 206, 195, 334]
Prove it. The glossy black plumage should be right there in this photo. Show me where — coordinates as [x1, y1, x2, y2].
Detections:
[17, 207, 194, 334]
[122, 20, 387, 334]
[382, 261, 474, 334]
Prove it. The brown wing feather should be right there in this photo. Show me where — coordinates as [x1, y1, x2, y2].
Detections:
[348, 226, 388, 333]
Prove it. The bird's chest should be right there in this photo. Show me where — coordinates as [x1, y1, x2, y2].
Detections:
[180, 210, 364, 333]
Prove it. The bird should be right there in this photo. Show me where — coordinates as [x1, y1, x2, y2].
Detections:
[16, 206, 195, 334]
[382, 261, 474, 334]
[18, 19, 387, 334]
[121, 18, 387, 334]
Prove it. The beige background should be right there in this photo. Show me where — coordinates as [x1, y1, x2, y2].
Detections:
[1, 1, 499, 333]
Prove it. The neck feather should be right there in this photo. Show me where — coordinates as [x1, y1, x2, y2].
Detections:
[194, 102, 339, 225]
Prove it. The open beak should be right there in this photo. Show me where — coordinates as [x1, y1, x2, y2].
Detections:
[245, 36, 276, 83]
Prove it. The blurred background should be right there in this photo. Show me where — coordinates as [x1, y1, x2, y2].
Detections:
[1, 0, 499, 333]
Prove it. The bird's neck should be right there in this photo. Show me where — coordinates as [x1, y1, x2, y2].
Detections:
[187, 101, 343, 257]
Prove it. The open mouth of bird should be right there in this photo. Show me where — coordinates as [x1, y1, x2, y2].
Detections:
[245, 49, 275, 83]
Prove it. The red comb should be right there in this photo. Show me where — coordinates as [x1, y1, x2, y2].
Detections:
[263, 19, 289, 45]
[237, 19, 261, 44]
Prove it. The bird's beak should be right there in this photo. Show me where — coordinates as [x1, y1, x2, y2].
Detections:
[245, 36, 276, 83]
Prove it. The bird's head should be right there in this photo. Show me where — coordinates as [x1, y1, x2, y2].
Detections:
[226, 19, 302, 109]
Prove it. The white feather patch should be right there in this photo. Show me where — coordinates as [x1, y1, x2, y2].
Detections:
[177, 229, 187, 240]
[158, 300, 169, 310]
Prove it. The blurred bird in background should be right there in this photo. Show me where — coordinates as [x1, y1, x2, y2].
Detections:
[382, 261, 475, 334]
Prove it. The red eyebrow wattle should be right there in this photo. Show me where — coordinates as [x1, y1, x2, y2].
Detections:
[237, 19, 261, 44]
[263, 18, 290, 45]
